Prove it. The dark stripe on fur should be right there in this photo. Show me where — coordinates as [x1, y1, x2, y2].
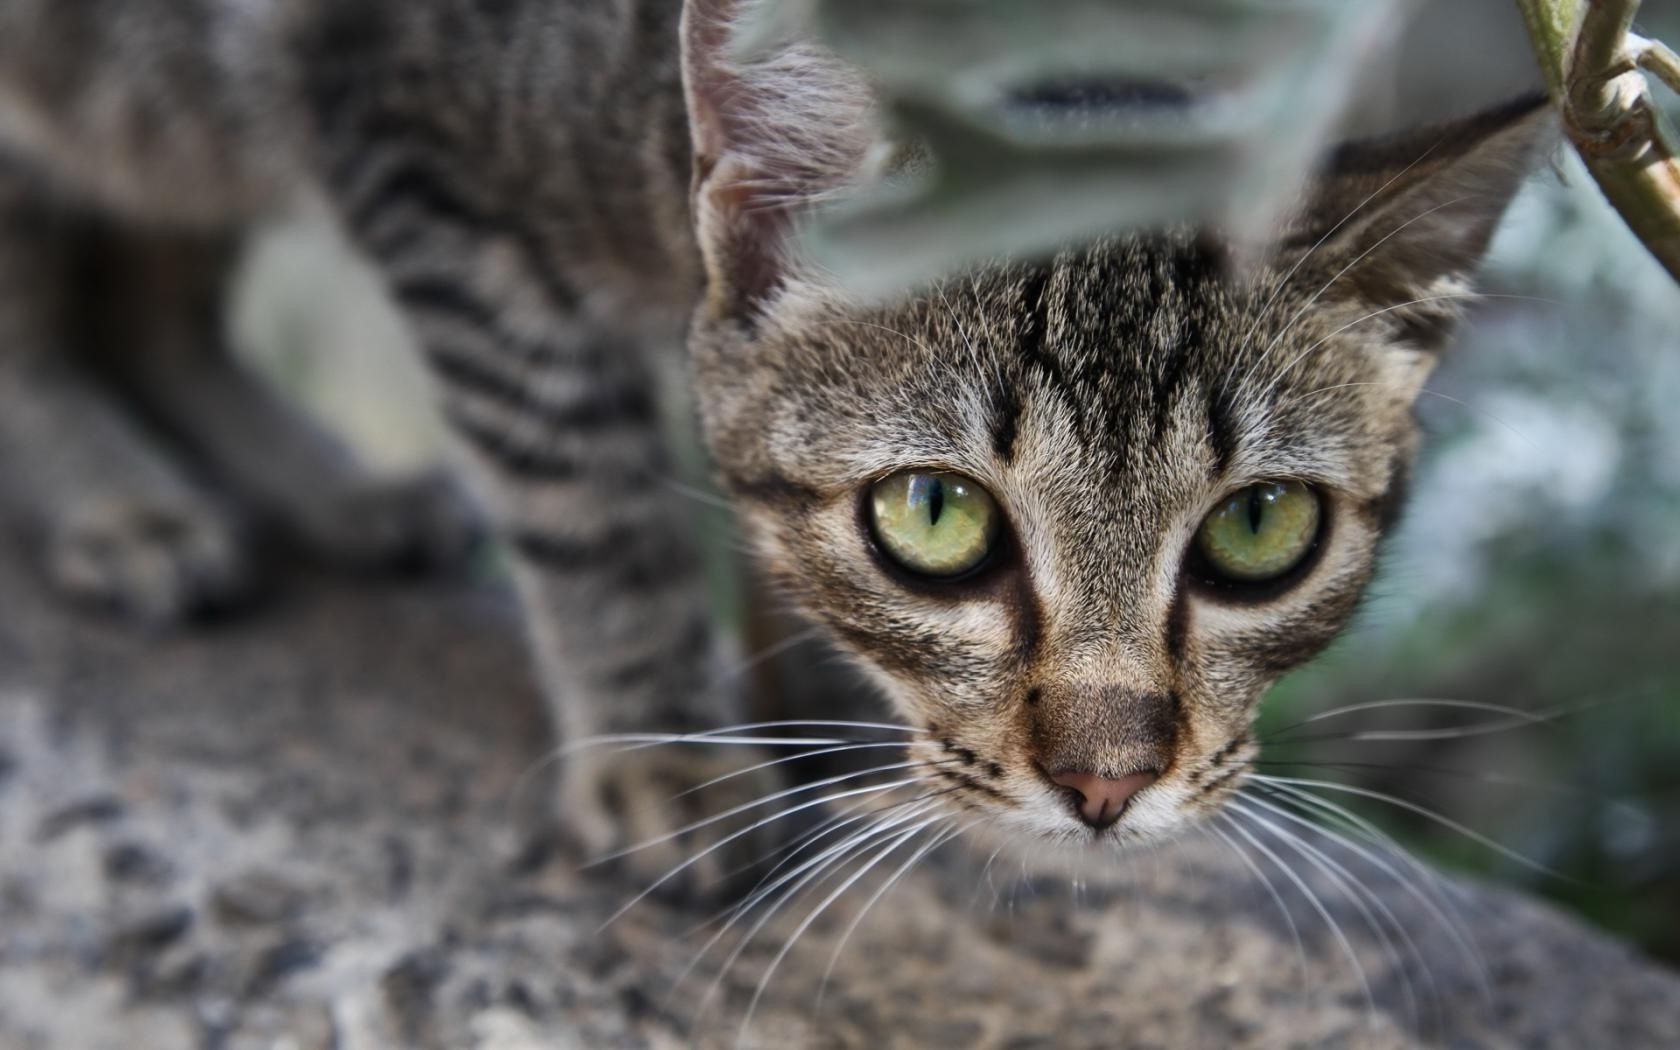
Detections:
[395, 276, 502, 332]
[427, 344, 658, 433]
[347, 158, 500, 242]
[512, 528, 697, 593]
[1015, 264, 1085, 433]
[445, 409, 582, 480]
[600, 618, 711, 691]
[720, 469, 823, 508]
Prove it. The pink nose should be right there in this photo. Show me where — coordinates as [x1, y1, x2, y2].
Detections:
[1050, 769, 1159, 830]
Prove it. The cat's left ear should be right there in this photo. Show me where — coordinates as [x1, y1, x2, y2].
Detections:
[1286, 94, 1555, 342]
[682, 0, 877, 323]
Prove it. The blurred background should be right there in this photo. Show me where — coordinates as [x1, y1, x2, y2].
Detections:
[224, 1, 1680, 963]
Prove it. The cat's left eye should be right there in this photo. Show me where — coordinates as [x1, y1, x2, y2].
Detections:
[1193, 480, 1322, 587]
[869, 470, 1002, 579]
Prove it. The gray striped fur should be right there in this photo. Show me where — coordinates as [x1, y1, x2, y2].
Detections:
[0, 0, 1549, 879]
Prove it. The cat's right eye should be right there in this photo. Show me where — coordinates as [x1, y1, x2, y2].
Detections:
[869, 471, 1002, 579]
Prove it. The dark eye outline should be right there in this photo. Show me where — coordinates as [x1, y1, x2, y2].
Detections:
[860, 469, 1013, 590]
[1184, 481, 1330, 602]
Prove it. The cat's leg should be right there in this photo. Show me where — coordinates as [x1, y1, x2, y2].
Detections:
[434, 316, 775, 889]
[83, 228, 479, 573]
[0, 164, 248, 623]
[362, 231, 777, 889]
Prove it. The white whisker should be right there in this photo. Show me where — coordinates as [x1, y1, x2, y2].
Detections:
[681, 805, 938, 999]
[1238, 788, 1475, 1014]
[1206, 817, 1310, 998]
[738, 817, 947, 1047]
[816, 820, 975, 1007]
[594, 777, 921, 932]
[668, 741, 912, 803]
[687, 804, 944, 1022]
[1251, 779, 1490, 1000]
[1264, 698, 1549, 744]
[1228, 797, 1428, 1029]
[1221, 808, 1378, 1018]
[590, 759, 944, 866]
[731, 784, 960, 903]
[1253, 293, 1559, 409]
[1228, 137, 1452, 382]
[660, 477, 737, 513]
[1251, 774, 1564, 880]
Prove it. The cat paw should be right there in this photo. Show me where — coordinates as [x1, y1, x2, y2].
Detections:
[562, 747, 795, 902]
[45, 495, 249, 626]
[289, 470, 481, 573]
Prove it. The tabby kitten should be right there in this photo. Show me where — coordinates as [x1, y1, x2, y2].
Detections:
[0, 0, 1546, 879]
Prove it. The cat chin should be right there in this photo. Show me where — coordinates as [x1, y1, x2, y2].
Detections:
[956, 805, 1204, 881]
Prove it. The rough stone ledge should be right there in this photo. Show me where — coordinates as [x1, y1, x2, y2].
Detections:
[1, 556, 1676, 1050]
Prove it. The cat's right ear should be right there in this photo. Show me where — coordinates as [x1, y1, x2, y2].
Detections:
[682, 0, 876, 323]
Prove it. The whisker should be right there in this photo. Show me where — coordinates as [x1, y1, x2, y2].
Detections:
[738, 817, 949, 1046]
[560, 720, 921, 760]
[1249, 774, 1566, 881]
[687, 805, 945, 1026]
[1205, 818, 1310, 999]
[1227, 797, 1431, 1030]
[588, 758, 947, 867]
[686, 803, 939, 991]
[815, 819, 976, 1008]
[814, 318, 942, 357]
[1274, 384, 1538, 450]
[1251, 294, 1555, 408]
[1219, 809, 1378, 1019]
[661, 477, 737, 513]
[697, 784, 962, 936]
[1263, 695, 1545, 745]
[1241, 787, 1484, 998]
[977, 840, 1009, 913]
[1252, 780, 1492, 1003]
[593, 777, 922, 932]
[1262, 697, 1550, 745]
[668, 740, 912, 803]
[515, 720, 913, 809]
[1250, 758, 1591, 801]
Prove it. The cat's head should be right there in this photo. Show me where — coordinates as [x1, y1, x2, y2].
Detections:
[681, 1, 1550, 850]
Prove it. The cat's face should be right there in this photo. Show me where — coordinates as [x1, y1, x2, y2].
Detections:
[693, 236, 1437, 848]
[682, 5, 1546, 851]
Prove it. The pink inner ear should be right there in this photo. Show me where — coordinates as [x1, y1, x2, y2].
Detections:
[681, 1, 877, 317]
[700, 156, 795, 314]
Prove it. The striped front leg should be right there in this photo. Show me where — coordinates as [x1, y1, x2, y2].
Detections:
[343, 199, 782, 891]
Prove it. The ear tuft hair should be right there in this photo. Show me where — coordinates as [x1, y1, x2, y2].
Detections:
[1286, 94, 1555, 343]
[682, 0, 879, 321]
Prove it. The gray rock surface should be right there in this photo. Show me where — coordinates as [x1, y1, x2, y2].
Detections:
[1, 551, 1677, 1050]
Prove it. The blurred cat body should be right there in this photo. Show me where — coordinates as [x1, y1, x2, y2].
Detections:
[0, 0, 1547, 878]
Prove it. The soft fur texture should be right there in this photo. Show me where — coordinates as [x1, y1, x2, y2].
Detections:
[0, 0, 1548, 880]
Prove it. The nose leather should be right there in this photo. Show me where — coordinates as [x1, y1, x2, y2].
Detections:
[1050, 769, 1158, 830]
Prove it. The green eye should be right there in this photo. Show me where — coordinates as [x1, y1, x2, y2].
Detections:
[869, 471, 1002, 578]
[1195, 481, 1322, 585]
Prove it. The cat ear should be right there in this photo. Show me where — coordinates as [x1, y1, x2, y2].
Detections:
[682, 0, 877, 323]
[1285, 94, 1554, 342]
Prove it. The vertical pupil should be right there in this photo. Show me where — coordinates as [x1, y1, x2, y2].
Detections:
[907, 474, 946, 527]
[1246, 486, 1265, 534]
[926, 477, 945, 526]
